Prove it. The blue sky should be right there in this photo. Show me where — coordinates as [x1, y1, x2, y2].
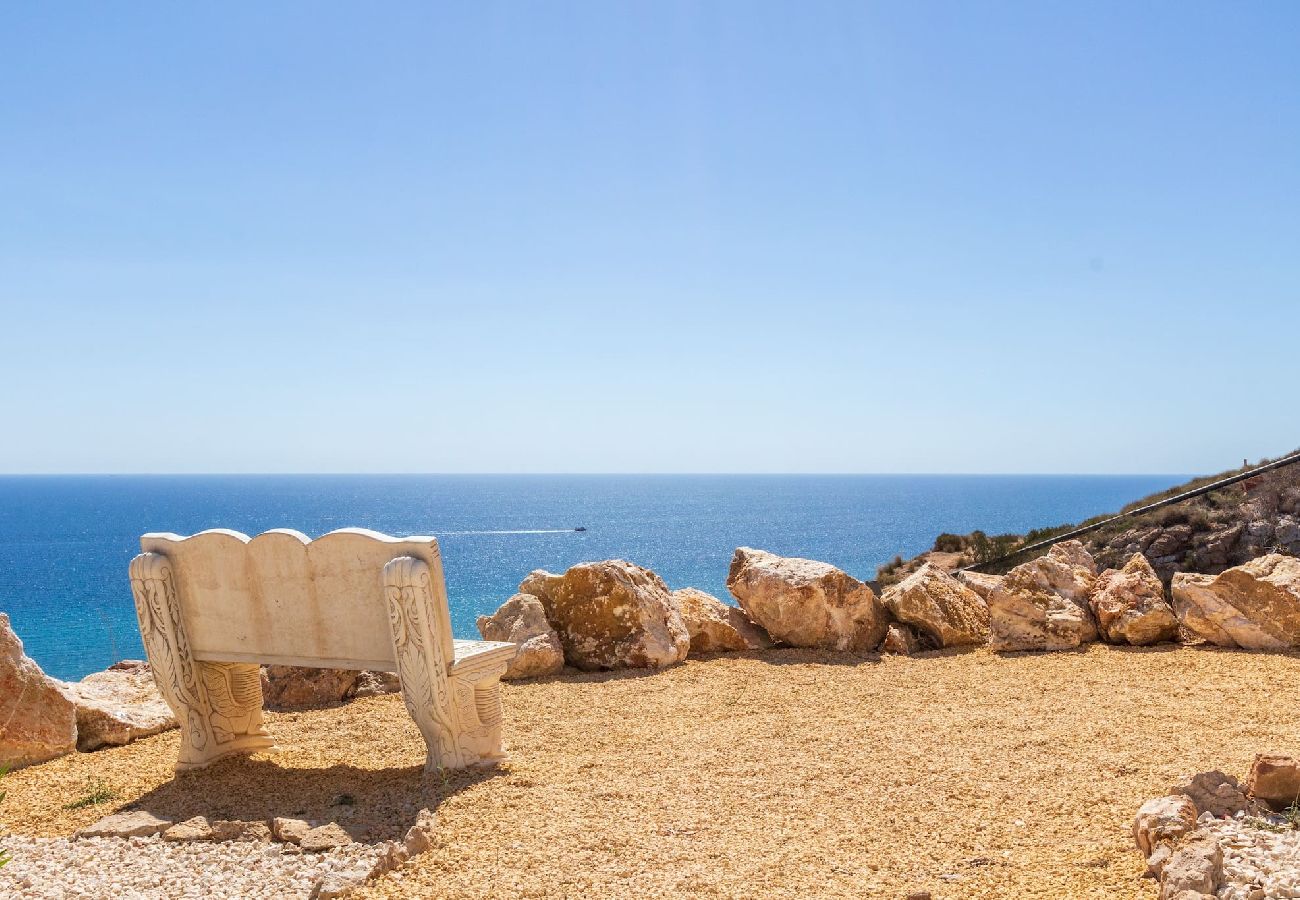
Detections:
[1, 2, 1296, 474]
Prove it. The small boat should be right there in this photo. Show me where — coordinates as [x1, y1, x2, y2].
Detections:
[574, 526, 587, 532]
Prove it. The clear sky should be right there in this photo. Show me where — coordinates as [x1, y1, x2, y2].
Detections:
[1, 2, 1296, 474]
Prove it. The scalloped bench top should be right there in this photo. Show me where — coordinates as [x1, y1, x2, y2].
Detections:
[138, 528, 452, 671]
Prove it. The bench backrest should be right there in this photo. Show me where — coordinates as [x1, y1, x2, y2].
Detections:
[139, 528, 452, 671]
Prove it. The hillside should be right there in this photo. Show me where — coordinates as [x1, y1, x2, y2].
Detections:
[878, 451, 1300, 587]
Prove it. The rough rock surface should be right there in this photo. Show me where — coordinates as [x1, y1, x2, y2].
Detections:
[880, 622, 924, 655]
[1133, 795, 1197, 875]
[0, 834, 391, 899]
[519, 569, 564, 605]
[726, 547, 888, 652]
[476, 593, 564, 679]
[1173, 770, 1249, 818]
[349, 670, 400, 698]
[1159, 833, 1222, 900]
[955, 570, 1003, 601]
[0, 612, 78, 769]
[1172, 554, 1300, 649]
[881, 563, 989, 648]
[532, 560, 690, 671]
[1089, 553, 1180, 646]
[58, 664, 177, 751]
[77, 810, 173, 839]
[403, 808, 438, 857]
[162, 816, 214, 842]
[261, 666, 360, 709]
[300, 822, 354, 852]
[670, 588, 771, 653]
[273, 817, 312, 845]
[1196, 813, 1300, 900]
[1246, 754, 1300, 811]
[986, 541, 1099, 652]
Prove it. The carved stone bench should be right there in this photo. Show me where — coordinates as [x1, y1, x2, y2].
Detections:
[127, 528, 516, 772]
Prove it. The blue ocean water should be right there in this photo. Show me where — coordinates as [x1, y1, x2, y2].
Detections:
[0, 474, 1185, 681]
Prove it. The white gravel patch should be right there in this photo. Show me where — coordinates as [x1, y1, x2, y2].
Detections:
[0, 834, 387, 899]
[1202, 815, 1300, 900]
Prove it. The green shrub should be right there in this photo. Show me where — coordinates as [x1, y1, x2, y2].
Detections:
[933, 533, 964, 553]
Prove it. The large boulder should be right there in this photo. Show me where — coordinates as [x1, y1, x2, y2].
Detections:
[881, 563, 988, 648]
[1172, 770, 1248, 818]
[1171, 554, 1300, 650]
[1159, 835, 1222, 900]
[670, 588, 771, 653]
[0, 612, 77, 769]
[58, 662, 177, 751]
[986, 541, 1099, 652]
[533, 560, 690, 670]
[261, 666, 359, 709]
[955, 570, 1003, 602]
[726, 548, 887, 651]
[477, 593, 564, 679]
[1089, 553, 1180, 646]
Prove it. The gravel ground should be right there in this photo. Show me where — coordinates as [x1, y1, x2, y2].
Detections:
[0, 834, 385, 899]
[3, 644, 1300, 898]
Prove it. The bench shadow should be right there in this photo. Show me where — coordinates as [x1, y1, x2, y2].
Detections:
[119, 756, 504, 843]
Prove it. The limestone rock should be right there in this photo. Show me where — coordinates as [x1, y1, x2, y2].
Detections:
[403, 808, 437, 857]
[210, 819, 273, 842]
[1246, 754, 1300, 811]
[1133, 795, 1197, 872]
[518, 569, 564, 604]
[77, 810, 172, 839]
[273, 817, 312, 844]
[349, 671, 400, 698]
[261, 666, 359, 709]
[670, 588, 771, 653]
[725, 548, 887, 652]
[1171, 554, 1300, 649]
[58, 664, 177, 752]
[300, 822, 354, 852]
[882, 563, 989, 648]
[955, 570, 1003, 602]
[1089, 554, 1180, 646]
[0, 612, 78, 769]
[987, 541, 1099, 652]
[163, 816, 214, 842]
[1172, 771, 1248, 818]
[476, 593, 564, 679]
[534, 560, 690, 671]
[880, 623, 924, 655]
[1159, 834, 1222, 900]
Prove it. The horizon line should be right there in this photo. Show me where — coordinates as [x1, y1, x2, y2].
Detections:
[0, 471, 1196, 478]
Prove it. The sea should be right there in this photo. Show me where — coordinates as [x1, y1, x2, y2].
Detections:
[0, 474, 1185, 681]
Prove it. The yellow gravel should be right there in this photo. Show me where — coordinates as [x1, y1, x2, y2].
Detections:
[3, 644, 1298, 898]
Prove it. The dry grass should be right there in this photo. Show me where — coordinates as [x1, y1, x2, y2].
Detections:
[3, 645, 1299, 898]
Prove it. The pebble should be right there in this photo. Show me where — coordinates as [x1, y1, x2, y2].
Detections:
[0, 833, 389, 898]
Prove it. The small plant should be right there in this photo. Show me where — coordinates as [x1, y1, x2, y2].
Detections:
[1283, 799, 1300, 830]
[933, 533, 964, 553]
[62, 777, 118, 810]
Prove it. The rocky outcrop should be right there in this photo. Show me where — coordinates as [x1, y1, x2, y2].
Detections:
[881, 563, 988, 648]
[58, 663, 177, 751]
[1089, 553, 1179, 646]
[726, 548, 887, 652]
[670, 588, 771, 653]
[1171, 554, 1300, 650]
[0, 612, 77, 769]
[1133, 795, 1198, 877]
[1246, 754, 1300, 811]
[1172, 770, 1248, 818]
[477, 593, 564, 679]
[519, 569, 564, 604]
[986, 541, 1099, 652]
[259, 666, 401, 709]
[955, 570, 1003, 601]
[1159, 834, 1222, 900]
[532, 560, 690, 670]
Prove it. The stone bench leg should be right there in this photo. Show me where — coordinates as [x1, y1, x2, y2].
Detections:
[129, 553, 274, 770]
[383, 556, 507, 771]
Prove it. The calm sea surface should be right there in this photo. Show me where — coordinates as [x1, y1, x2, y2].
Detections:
[0, 474, 1185, 680]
